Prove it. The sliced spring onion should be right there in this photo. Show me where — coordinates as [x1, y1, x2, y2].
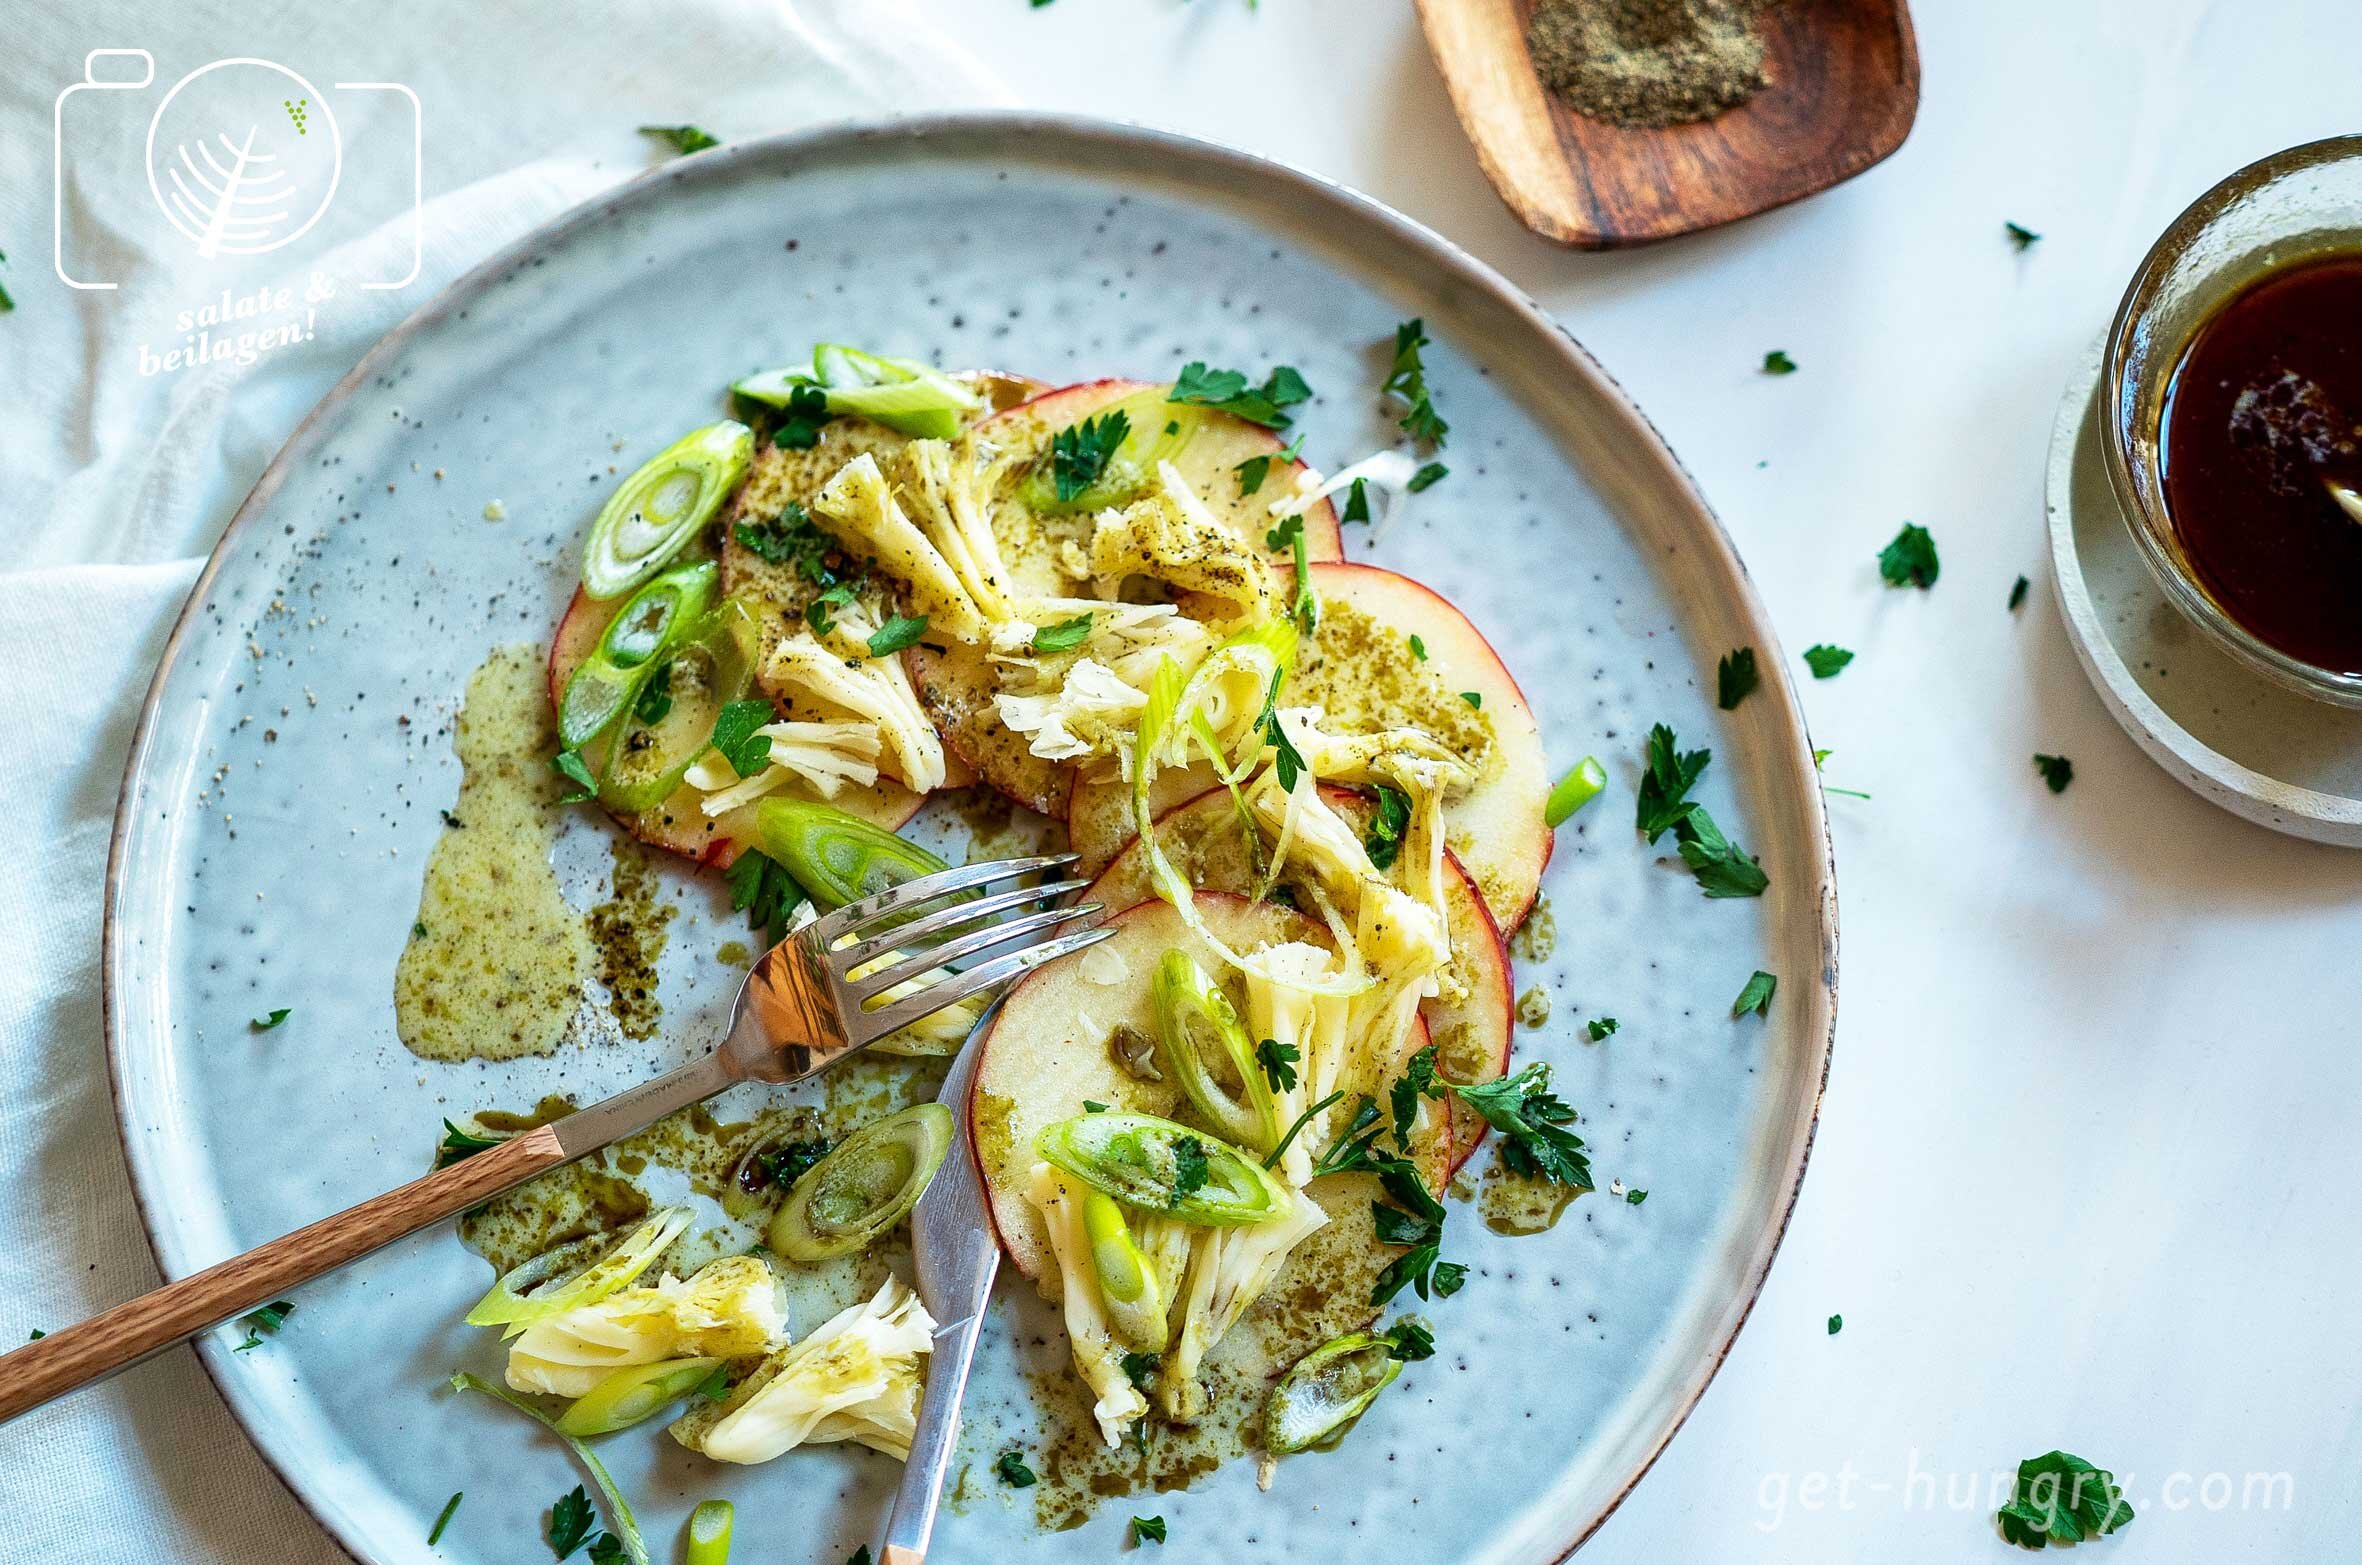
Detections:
[1083, 1190, 1170, 1353]
[559, 562, 719, 750]
[597, 598, 760, 814]
[1016, 390, 1208, 515]
[464, 1206, 691, 1334]
[1543, 755, 1608, 828]
[1263, 1332, 1402, 1454]
[767, 1104, 953, 1262]
[686, 1500, 734, 1565]
[751, 799, 948, 911]
[1036, 1112, 1287, 1226]
[582, 422, 752, 600]
[1151, 949, 1279, 1152]
[449, 1372, 649, 1565]
[555, 1356, 725, 1438]
[735, 347, 982, 440]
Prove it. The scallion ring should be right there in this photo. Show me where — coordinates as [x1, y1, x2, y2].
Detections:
[686, 1500, 734, 1565]
[1543, 755, 1608, 828]
[766, 1103, 953, 1263]
[1151, 949, 1278, 1152]
[555, 1356, 726, 1438]
[1263, 1332, 1402, 1454]
[1035, 1111, 1287, 1227]
[463, 1205, 691, 1334]
[557, 562, 719, 751]
[751, 799, 949, 912]
[581, 422, 752, 600]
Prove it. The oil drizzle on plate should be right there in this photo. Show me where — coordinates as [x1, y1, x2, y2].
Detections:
[394, 645, 595, 1060]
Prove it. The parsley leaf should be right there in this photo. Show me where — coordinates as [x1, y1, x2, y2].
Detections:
[435, 1118, 501, 1169]
[732, 501, 839, 582]
[1131, 1516, 1167, 1546]
[585, 1537, 624, 1565]
[1635, 722, 1711, 843]
[1408, 461, 1449, 493]
[866, 614, 929, 658]
[1878, 523, 1940, 588]
[1363, 784, 1411, 871]
[230, 1299, 295, 1352]
[633, 661, 673, 724]
[639, 124, 719, 155]
[1119, 1350, 1158, 1390]
[1732, 970, 1778, 1018]
[710, 699, 774, 779]
[1235, 433, 1305, 497]
[250, 1008, 291, 1031]
[1676, 806, 1769, 898]
[1032, 613, 1094, 654]
[1083, 1100, 1111, 1114]
[428, 1492, 463, 1546]
[1408, 633, 1428, 662]
[1170, 1137, 1210, 1207]
[1169, 361, 1311, 430]
[994, 1450, 1038, 1488]
[1625, 1188, 1648, 1205]
[1389, 1044, 1445, 1145]
[1803, 644, 1854, 679]
[803, 581, 857, 636]
[1587, 1017, 1618, 1041]
[1383, 319, 1450, 447]
[549, 748, 598, 804]
[1052, 410, 1130, 502]
[1310, 1095, 1385, 1178]
[754, 1138, 831, 1191]
[1827, 1313, 1843, 1335]
[1453, 1064, 1590, 1187]
[548, 1486, 596, 1559]
[2034, 753, 2074, 794]
[1459, 690, 1481, 708]
[724, 847, 805, 950]
[1254, 670, 1308, 792]
[1383, 1318, 1436, 1361]
[1341, 477, 1372, 524]
[1997, 1451, 2133, 1549]
[2010, 574, 2030, 611]
[1717, 647, 1759, 709]
[2005, 221, 2042, 252]
[1257, 1037, 1300, 1093]
[1762, 350, 1798, 375]
[770, 383, 834, 449]
[847, 1550, 873, 1565]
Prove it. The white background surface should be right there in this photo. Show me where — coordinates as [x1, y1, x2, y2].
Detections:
[901, 1, 2362, 1560]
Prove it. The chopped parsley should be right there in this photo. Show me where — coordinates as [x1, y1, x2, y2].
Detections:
[710, 699, 775, 779]
[1878, 523, 1940, 589]
[1635, 722, 1711, 843]
[435, 1118, 501, 1169]
[724, 847, 804, 949]
[1624, 1188, 1648, 1205]
[2005, 221, 2042, 252]
[769, 383, 834, 449]
[866, 614, 929, 658]
[1383, 1318, 1436, 1361]
[1997, 1451, 2133, 1549]
[692, 1364, 731, 1402]
[549, 748, 598, 804]
[994, 1450, 1038, 1488]
[0, 248, 12, 314]
[2034, 753, 2074, 794]
[632, 661, 673, 724]
[1459, 690, 1482, 708]
[1452, 1063, 1591, 1188]
[1363, 783, 1411, 871]
[2010, 574, 2031, 611]
[754, 1138, 831, 1191]
[1827, 1314, 1843, 1335]
[1762, 350, 1797, 375]
[732, 501, 838, 581]
[1235, 432, 1305, 496]
[1803, 644, 1854, 679]
[1169, 361, 1311, 430]
[1083, 1100, 1111, 1114]
[1408, 461, 1449, 493]
[1341, 477, 1372, 524]
[250, 1008, 291, 1031]
[1368, 1169, 1457, 1305]
[847, 1550, 873, 1565]
[26, 1329, 43, 1341]
[428, 1492, 463, 1545]
[1119, 1351, 1158, 1390]
[1253, 669, 1308, 791]
[1675, 807, 1769, 898]
[639, 125, 719, 155]
[1587, 1017, 1619, 1041]
[1031, 613, 1095, 653]
[1812, 748, 1872, 800]
[1408, 633, 1428, 662]
[1264, 513, 1319, 631]
[1731, 970, 1777, 1018]
[1257, 1037, 1300, 1093]
[1717, 647, 1759, 709]
[1169, 1137, 1211, 1207]
[803, 581, 857, 636]
[548, 1486, 597, 1558]
[231, 1299, 295, 1352]
[1383, 318, 1450, 447]
[1389, 1044, 1445, 1144]
[1052, 410, 1130, 502]
[1130, 1516, 1168, 1546]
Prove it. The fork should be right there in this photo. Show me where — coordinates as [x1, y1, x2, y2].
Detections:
[0, 853, 1107, 1426]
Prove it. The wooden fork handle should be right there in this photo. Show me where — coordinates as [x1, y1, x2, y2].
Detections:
[0, 1127, 567, 1425]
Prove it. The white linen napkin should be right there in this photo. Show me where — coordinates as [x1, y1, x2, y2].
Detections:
[0, 4, 999, 1556]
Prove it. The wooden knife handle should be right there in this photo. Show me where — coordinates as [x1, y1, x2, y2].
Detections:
[0, 1127, 567, 1425]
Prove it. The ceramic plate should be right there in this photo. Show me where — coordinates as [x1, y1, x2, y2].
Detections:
[104, 116, 1836, 1565]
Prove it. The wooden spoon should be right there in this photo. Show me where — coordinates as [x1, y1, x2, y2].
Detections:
[1417, 0, 1922, 248]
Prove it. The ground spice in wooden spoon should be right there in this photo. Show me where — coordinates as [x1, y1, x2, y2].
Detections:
[1527, 0, 1780, 128]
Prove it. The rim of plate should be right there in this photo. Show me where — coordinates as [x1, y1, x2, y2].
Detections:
[101, 111, 1838, 1565]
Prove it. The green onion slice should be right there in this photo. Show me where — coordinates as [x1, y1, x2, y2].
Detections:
[751, 799, 948, 911]
[1036, 1112, 1286, 1226]
[1543, 755, 1608, 828]
[582, 422, 752, 600]
[1151, 949, 1279, 1152]
[766, 1104, 952, 1263]
[596, 598, 760, 814]
[1263, 1332, 1402, 1454]
[735, 346, 982, 440]
[686, 1500, 734, 1565]
[449, 1372, 648, 1565]
[554, 1356, 725, 1438]
[558, 562, 719, 751]
[463, 1206, 690, 1334]
[1082, 1190, 1170, 1353]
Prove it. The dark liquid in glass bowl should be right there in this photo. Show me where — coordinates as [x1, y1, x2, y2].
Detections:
[2160, 254, 2362, 674]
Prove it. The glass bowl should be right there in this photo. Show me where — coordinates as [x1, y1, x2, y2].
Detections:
[2101, 135, 2362, 707]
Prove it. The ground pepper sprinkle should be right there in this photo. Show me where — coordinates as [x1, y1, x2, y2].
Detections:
[1527, 0, 1779, 128]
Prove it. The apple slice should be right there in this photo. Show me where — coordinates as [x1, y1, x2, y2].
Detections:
[545, 586, 923, 867]
[1080, 786, 1512, 1174]
[970, 892, 1440, 1283]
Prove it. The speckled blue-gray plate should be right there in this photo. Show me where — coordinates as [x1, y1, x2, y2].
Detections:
[104, 116, 1835, 1565]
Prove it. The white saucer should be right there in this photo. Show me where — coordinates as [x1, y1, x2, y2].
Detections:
[2048, 343, 2362, 846]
